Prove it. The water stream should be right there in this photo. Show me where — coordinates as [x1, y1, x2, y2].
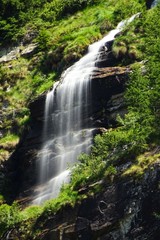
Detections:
[33, 14, 139, 205]
[151, 0, 160, 7]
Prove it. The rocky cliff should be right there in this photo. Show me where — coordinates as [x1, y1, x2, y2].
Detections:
[33, 158, 160, 240]
[3, 148, 160, 240]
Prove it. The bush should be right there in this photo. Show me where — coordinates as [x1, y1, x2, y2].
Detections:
[0, 202, 20, 235]
[113, 0, 145, 22]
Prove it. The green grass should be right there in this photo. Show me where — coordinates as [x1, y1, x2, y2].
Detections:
[37, 3, 115, 72]
[112, 16, 146, 64]
[0, 134, 19, 145]
[0, 1, 117, 144]
[123, 152, 160, 178]
[0, 133, 19, 161]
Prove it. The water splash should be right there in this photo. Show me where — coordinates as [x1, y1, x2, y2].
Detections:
[33, 14, 139, 205]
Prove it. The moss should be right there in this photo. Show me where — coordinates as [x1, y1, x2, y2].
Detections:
[0, 149, 10, 162]
[0, 134, 19, 149]
[112, 45, 128, 58]
[128, 46, 142, 60]
[123, 152, 160, 178]
[0, 195, 5, 205]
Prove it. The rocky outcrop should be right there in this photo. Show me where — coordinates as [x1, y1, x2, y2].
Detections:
[3, 150, 160, 239]
[26, 159, 160, 240]
[91, 66, 128, 128]
[0, 43, 37, 63]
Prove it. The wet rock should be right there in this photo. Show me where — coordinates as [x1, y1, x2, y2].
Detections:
[21, 161, 160, 240]
[0, 46, 20, 63]
[75, 217, 92, 240]
[21, 43, 37, 57]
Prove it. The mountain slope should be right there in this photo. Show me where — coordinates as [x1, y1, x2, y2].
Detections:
[0, 0, 160, 239]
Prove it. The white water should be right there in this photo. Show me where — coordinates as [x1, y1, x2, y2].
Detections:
[33, 14, 139, 205]
[151, 0, 160, 7]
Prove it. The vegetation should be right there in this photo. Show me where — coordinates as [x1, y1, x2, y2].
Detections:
[0, 202, 20, 235]
[0, 0, 101, 45]
[0, 133, 19, 162]
[0, 0, 115, 146]
[0, 0, 146, 144]
[67, 4, 160, 190]
[123, 152, 160, 178]
[0, 203, 43, 237]
[0, 0, 160, 238]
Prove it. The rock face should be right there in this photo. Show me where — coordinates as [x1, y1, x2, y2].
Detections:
[32, 159, 160, 240]
[0, 43, 37, 63]
[2, 94, 46, 202]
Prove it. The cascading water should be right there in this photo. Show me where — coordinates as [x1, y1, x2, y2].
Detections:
[151, 0, 160, 7]
[33, 14, 139, 205]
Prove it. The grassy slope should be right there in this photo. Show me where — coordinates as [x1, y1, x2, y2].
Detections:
[0, 0, 114, 161]
[1, 0, 160, 238]
[0, 0, 144, 161]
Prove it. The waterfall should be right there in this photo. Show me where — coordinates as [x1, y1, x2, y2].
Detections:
[151, 0, 160, 7]
[32, 14, 139, 205]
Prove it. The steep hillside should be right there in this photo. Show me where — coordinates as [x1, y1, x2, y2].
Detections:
[0, 0, 160, 239]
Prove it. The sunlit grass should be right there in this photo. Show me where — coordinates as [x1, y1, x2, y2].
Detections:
[0, 149, 9, 162]
[0, 134, 19, 148]
[123, 152, 160, 178]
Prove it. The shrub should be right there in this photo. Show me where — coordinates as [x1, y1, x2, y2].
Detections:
[0, 202, 20, 236]
[113, 0, 145, 22]
[112, 45, 128, 58]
